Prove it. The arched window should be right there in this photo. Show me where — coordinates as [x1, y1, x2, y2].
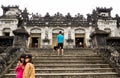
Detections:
[30, 28, 41, 33]
[75, 28, 85, 34]
[52, 28, 64, 34]
[3, 28, 11, 36]
[104, 28, 111, 33]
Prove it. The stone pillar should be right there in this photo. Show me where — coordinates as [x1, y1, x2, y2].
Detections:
[13, 27, 29, 51]
[66, 30, 74, 48]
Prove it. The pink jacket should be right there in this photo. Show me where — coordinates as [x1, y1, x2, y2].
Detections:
[15, 65, 24, 78]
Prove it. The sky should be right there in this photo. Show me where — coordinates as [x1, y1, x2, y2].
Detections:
[0, 0, 120, 17]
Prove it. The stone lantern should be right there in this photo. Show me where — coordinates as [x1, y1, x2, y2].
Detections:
[13, 27, 29, 51]
[90, 28, 109, 48]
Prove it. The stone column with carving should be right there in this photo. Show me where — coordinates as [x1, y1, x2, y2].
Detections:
[66, 31, 73, 48]
[43, 30, 50, 48]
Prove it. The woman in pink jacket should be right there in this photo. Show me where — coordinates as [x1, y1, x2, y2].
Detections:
[15, 54, 26, 78]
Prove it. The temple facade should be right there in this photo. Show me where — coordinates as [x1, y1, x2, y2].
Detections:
[0, 5, 120, 48]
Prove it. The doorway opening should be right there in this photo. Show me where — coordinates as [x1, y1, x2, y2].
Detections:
[75, 37, 84, 48]
[32, 37, 38, 48]
[4, 32, 10, 36]
[52, 33, 58, 48]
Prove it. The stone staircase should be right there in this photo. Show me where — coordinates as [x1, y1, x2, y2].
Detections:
[3, 48, 119, 78]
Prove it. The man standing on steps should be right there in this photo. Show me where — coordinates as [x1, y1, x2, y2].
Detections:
[57, 31, 64, 55]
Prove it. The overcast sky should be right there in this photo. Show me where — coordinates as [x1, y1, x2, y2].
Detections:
[0, 0, 120, 17]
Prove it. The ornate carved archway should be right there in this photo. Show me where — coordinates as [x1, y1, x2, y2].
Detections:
[29, 28, 41, 48]
[75, 28, 85, 48]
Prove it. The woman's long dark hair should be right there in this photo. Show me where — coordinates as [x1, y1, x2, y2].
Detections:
[19, 54, 26, 65]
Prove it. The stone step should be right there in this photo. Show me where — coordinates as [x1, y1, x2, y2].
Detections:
[32, 55, 100, 57]
[32, 56, 102, 60]
[30, 52, 97, 56]
[15, 59, 104, 64]
[32, 59, 103, 62]
[3, 49, 119, 78]
[32, 60, 105, 64]
[12, 63, 107, 69]
[12, 64, 110, 69]
[9, 68, 115, 73]
[29, 51, 94, 54]
[29, 50, 94, 52]
[31, 50, 93, 52]
[4, 72, 119, 78]
[29, 48, 93, 52]
[28, 49, 96, 55]
[32, 55, 100, 59]
[35, 64, 110, 68]
[14, 56, 105, 64]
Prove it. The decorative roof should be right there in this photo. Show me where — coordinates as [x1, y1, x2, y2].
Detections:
[0, 5, 117, 27]
[25, 12, 89, 27]
[26, 19, 89, 27]
[1, 5, 21, 15]
[96, 7, 112, 12]
[1, 5, 19, 9]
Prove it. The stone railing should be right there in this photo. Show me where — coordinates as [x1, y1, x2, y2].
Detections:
[0, 46, 23, 77]
[95, 46, 120, 75]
